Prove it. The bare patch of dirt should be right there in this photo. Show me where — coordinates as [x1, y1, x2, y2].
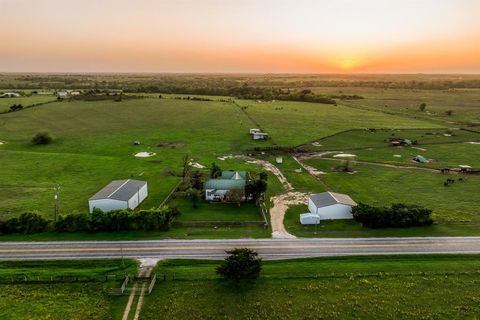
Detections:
[270, 191, 308, 239]
[243, 157, 293, 190]
[157, 141, 185, 148]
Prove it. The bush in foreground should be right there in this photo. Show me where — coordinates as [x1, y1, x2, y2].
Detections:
[352, 203, 433, 228]
[217, 248, 262, 281]
[31, 132, 52, 145]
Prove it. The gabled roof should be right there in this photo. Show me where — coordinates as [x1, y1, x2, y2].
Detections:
[206, 171, 247, 190]
[309, 192, 356, 208]
[205, 179, 246, 190]
[89, 179, 147, 201]
[221, 171, 247, 180]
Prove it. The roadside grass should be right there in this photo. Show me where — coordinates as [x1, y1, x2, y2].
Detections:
[284, 204, 480, 237]
[141, 255, 480, 319]
[0, 259, 136, 320]
[303, 159, 480, 227]
[0, 95, 56, 113]
[0, 226, 271, 241]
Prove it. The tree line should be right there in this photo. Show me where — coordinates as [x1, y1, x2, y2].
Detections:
[0, 207, 180, 235]
[352, 203, 433, 228]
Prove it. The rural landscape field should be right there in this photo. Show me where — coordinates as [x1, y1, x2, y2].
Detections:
[2, 0, 480, 319]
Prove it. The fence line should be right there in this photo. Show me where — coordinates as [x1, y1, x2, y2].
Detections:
[158, 179, 182, 208]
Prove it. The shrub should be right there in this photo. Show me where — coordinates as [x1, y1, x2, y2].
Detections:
[31, 132, 52, 145]
[352, 203, 433, 228]
[1, 212, 50, 234]
[217, 248, 262, 281]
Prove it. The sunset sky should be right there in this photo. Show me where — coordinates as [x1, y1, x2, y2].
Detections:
[1, 0, 479, 73]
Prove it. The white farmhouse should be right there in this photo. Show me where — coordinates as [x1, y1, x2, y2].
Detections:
[308, 192, 357, 220]
[88, 179, 148, 213]
[205, 171, 247, 201]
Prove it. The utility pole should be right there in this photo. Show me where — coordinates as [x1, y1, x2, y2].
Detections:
[53, 184, 60, 222]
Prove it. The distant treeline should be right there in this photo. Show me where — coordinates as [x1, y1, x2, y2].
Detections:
[3, 74, 480, 91]
[0, 207, 180, 235]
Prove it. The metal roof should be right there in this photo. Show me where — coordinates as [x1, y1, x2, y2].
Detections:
[89, 179, 147, 201]
[205, 171, 247, 190]
[309, 192, 357, 208]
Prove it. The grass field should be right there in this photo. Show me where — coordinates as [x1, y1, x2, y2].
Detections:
[237, 99, 441, 146]
[344, 142, 480, 169]
[301, 128, 480, 151]
[0, 96, 433, 217]
[141, 255, 480, 319]
[0, 260, 136, 320]
[312, 87, 480, 124]
[0, 95, 56, 113]
[291, 159, 480, 235]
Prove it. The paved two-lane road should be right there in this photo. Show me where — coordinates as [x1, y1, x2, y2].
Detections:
[1, 237, 480, 260]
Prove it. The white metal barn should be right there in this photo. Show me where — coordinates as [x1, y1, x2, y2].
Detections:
[308, 192, 357, 220]
[88, 179, 148, 213]
[299, 212, 321, 225]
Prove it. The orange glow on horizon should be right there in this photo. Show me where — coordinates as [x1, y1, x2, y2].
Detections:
[0, 0, 479, 73]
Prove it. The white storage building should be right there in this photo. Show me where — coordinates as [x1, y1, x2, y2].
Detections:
[308, 192, 357, 220]
[88, 179, 148, 213]
[299, 212, 321, 225]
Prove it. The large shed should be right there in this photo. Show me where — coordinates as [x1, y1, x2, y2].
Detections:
[308, 192, 357, 220]
[88, 179, 148, 213]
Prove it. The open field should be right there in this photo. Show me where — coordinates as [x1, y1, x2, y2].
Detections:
[305, 159, 480, 222]
[0, 260, 136, 320]
[141, 255, 480, 319]
[0, 95, 434, 217]
[238, 99, 441, 146]
[311, 87, 480, 124]
[0, 95, 56, 113]
[344, 142, 480, 169]
[301, 128, 480, 151]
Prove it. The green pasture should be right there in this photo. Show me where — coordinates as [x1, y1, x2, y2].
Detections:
[304, 159, 480, 225]
[301, 127, 479, 151]
[141, 255, 480, 319]
[236, 99, 440, 146]
[344, 142, 480, 169]
[0, 95, 56, 113]
[0, 260, 136, 320]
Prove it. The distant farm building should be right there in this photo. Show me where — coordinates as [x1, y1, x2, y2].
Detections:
[88, 179, 148, 213]
[414, 155, 428, 163]
[250, 128, 268, 140]
[0, 92, 20, 98]
[307, 192, 357, 220]
[205, 171, 248, 201]
[57, 91, 69, 99]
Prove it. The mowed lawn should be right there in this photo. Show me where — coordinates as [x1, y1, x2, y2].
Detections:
[0, 95, 56, 113]
[0, 260, 136, 320]
[302, 159, 480, 229]
[141, 256, 480, 320]
[237, 99, 441, 146]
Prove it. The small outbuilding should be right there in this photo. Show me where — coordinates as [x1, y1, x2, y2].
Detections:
[250, 128, 261, 134]
[88, 179, 148, 213]
[308, 192, 357, 220]
[252, 132, 269, 140]
[299, 212, 320, 225]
